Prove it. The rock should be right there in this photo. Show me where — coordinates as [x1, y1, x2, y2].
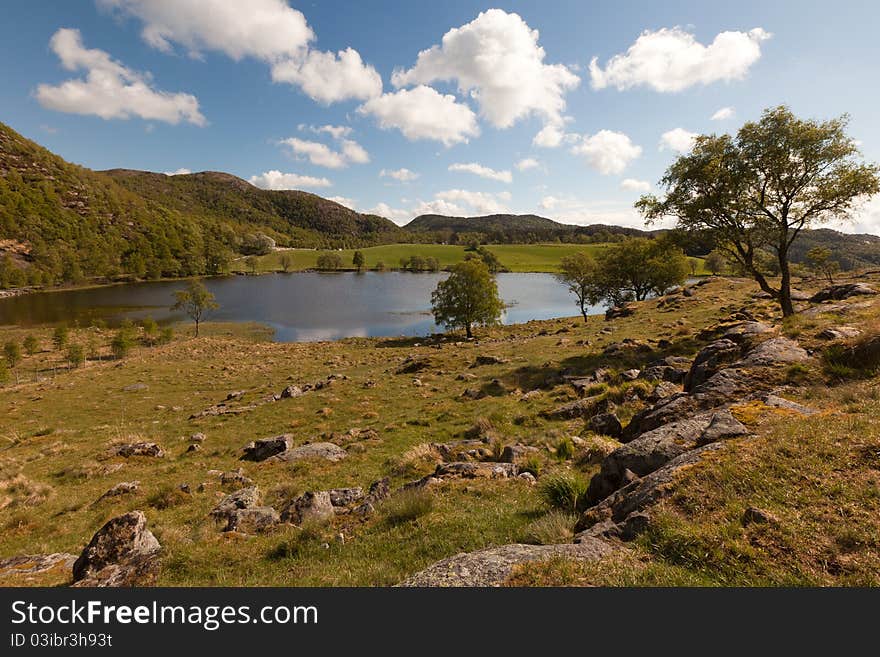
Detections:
[647, 381, 680, 402]
[123, 383, 148, 392]
[518, 472, 537, 485]
[695, 410, 750, 446]
[619, 369, 640, 381]
[281, 491, 334, 524]
[433, 462, 519, 479]
[817, 326, 861, 340]
[398, 539, 615, 587]
[328, 487, 365, 507]
[742, 506, 778, 526]
[241, 435, 291, 461]
[456, 372, 478, 381]
[97, 481, 140, 502]
[589, 412, 623, 438]
[684, 339, 741, 392]
[272, 442, 347, 463]
[0, 553, 77, 584]
[541, 395, 612, 421]
[471, 355, 509, 367]
[740, 337, 809, 367]
[396, 357, 431, 374]
[189, 433, 206, 443]
[605, 305, 634, 320]
[366, 478, 390, 503]
[762, 394, 818, 416]
[722, 322, 774, 343]
[640, 364, 688, 384]
[226, 390, 246, 400]
[224, 507, 279, 533]
[116, 442, 165, 458]
[280, 385, 304, 399]
[185, 444, 201, 454]
[500, 444, 540, 464]
[810, 283, 877, 302]
[72, 511, 161, 587]
[211, 486, 260, 520]
[682, 287, 694, 297]
[219, 468, 253, 487]
[622, 393, 698, 442]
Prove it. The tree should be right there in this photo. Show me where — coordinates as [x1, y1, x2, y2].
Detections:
[110, 331, 134, 359]
[23, 334, 39, 356]
[52, 325, 69, 350]
[598, 238, 690, 304]
[67, 343, 85, 368]
[352, 250, 365, 271]
[4, 341, 22, 368]
[142, 317, 159, 346]
[704, 250, 727, 276]
[431, 260, 504, 339]
[556, 253, 603, 322]
[806, 246, 840, 284]
[464, 246, 505, 273]
[638, 106, 880, 316]
[172, 279, 219, 337]
[244, 256, 258, 275]
[316, 252, 343, 271]
[280, 253, 293, 273]
[241, 233, 275, 256]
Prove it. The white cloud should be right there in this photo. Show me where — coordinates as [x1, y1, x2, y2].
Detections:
[327, 196, 356, 210]
[570, 130, 642, 175]
[36, 28, 205, 125]
[620, 178, 651, 192]
[516, 158, 540, 171]
[358, 85, 479, 146]
[271, 48, 382, 103]
[828, 195, 880, 236]
[590, 27, 771, 92]
[279, 137, 369, 169]
[532, 124, 565, 148]
[98, 0, 312, 60]
[411, 199, 469, 217]
[391, 9, 579, 129]
[660, 127, 698, 153]
[100, 0, 380, 104]
[538, 196, 654, 229]
[711, 106, 735, 121]
[248, 170, 331, 190]
[449, 162, 513, 183]
[380, 168, 419, 182]
[164, 168, 192, 176]
[435, 189, 510, 214]
[366, 202, 414, 224]
[300, 124, 352, 139]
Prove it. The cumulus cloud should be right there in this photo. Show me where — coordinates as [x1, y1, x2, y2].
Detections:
[249, 170, 331, 190]
[300, 124, 352, 139]
[164, 168, 192, 175]
[449, 162, 513, 183]
[590, 27, 771, 92]
[434, 189, 510, 214]
[620, 178, 651, 192]
[270, 48, 382, 103]
[538, 196, 654, 228]
[327, 196, 356, 210]
[100, 0, 380, 104]
[279, 136, 369, 169]
[828, 195, 880, 236]
[660, 127, 698, 153]
[35, 28, 205, 125]
[391, 9, 579, 129]
[532, 124, 565, 148]
[570, 130, 642, 175]
[516, 158, 540, 172]
[358, 85, 479, 146]
[380, 168, 419, 182]
[711, 106, 735, 121]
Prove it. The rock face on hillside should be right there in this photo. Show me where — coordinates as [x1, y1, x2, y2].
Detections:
[72, 511, 161, 587]
[810, 283, 877, 302]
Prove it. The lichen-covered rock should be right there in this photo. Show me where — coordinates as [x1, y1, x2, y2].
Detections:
[96, 481, 140, 503]
[762, 394, 818, 416]
[116, 442, 165, 458]
[740, 337, 809, 367]
[211, 486, 260, 520]
[72, 511, 161, 587]
[224, 507, 279, 533]
[241, 435, 291, 461]
[434, 462, 519, 479]
[589, 412, 623, 438]
[684, 339, 742, 392]
[810, 283, 877, 302]
[272, 442, 347, 463]
[281, 491, 334, 524]
[328, 487, 364, 507]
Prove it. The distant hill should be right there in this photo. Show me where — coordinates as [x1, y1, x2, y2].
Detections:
[0, 121, 401, 287]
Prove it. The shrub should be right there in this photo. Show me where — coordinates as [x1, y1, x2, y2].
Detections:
[523, 511, 578, 545]
[158, 327, 174, 345]
[111, 330, 135, 359]
[538, 472, 589, 512]
[142, 317, 159, 345]
[382, 487, 435, 524]
[66, 343, 85, 368]
[3, 341, 22, 368]
[555, 436, 576, 461]
[52, 325, 69, 350]
[23, 334, 39, 356]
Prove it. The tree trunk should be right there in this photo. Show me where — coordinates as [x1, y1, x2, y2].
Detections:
[778, 247, 794, 317]
[465, 323, 472, 339]
[195, 319, 200, 337]
[580, 300, 588, 322]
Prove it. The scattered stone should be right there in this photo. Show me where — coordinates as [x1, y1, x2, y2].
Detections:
[211, 487, 260, 521]
[241, 435, 291, 462]
[219, 468, 253, 487]
[281, 491, 334, 524]
[224, 507, 279, 534]
[226, 390, 246, 401]
[328, 487, 365, 507]
[116, 442, 164, 458]
[433, 461, 519, 480]
[589, 412, 623, 438]
[542, 396, 613, 421]
[518, 472, 537, 485]
[185, 444, 201, 454]
[72, 511, 161, 587]
[500, 444, 540, 464]
[817, 326, 861, 340]
[605, 305, 634, 320]
[456, 372, 478, 381]
[742, 506, 778, 526]
[471, 355, 509, 367]
[96, 481, 139, 502]
[810, 282, 877, 302]
[762, 394, 818, 416]
[189, 433, 206, 443]
[280, 385, 304, 399]
[272, 442, 347, 463]
[740, 337, 809, 367]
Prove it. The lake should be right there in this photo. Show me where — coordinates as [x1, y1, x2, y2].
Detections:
[0, 272, 603, 342]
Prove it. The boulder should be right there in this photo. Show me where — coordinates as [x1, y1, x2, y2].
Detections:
[762, 394, 818, 416]
[397, 539, 614, 587]
[471, 355, 509, 367]
[433, 462, 519, 479]
[588, 412, 623, 438]
[695, 410, 750, 446]
[328, 487, 365, 507]
[605, 305, 634, 320]
[742, 506, 779, 526]
[272, 442, 347, 463]
[542, 396, 612, 421]
[0, 553, 77, 585]
[647, 381, 681, 402]
[116, 442, 165, 458]
[241, 435, 291, 461]
[810, 283, 877, 302]
[96, 481, 140, 502]
[72, 511, 161, 587]
[500, 444, 540, 464]
[224, 507, 279, 534]
[684, 339, 742, 392]
[740, 337, 809, 367]
[817, 326, 861, 340]
[279, 385, 304, 399]
[211, 486, 260, 520]
[722, 322, 774, 343]
[281, 491, 334, 524]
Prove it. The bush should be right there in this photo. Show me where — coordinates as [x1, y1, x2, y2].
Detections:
[382, 487, 435, 524]
[23, 334, 39, 356]
[538, 472, 589, 512]
[66, 343, 85, 368]
[142, 317, 159, 345]
[3, 341, 21, 368]
[52, 325, 69, 350]
[111, 329, 135, 359]
[555, 436, 576, 461]
[523, 511, 578, 545]
[316, 252, 344, 271]
[158, 327, 174, 345]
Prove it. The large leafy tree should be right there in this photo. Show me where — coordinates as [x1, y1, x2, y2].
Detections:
[556, 252, 602, 322]
[431, 260, 504, 339]
[171, 279, 219, 337]
[637, 106, 879, 316]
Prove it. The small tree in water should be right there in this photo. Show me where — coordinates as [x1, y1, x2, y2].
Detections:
[431, 260, 503, 339]
[172, 280, 219, 337]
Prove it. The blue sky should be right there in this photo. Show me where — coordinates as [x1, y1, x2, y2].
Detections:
[1, 1, 879, 232]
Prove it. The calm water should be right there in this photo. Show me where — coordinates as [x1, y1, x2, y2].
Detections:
[0, 272, 604, 342]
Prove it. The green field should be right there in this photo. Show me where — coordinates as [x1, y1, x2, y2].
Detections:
[230, 242, 708, 275]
